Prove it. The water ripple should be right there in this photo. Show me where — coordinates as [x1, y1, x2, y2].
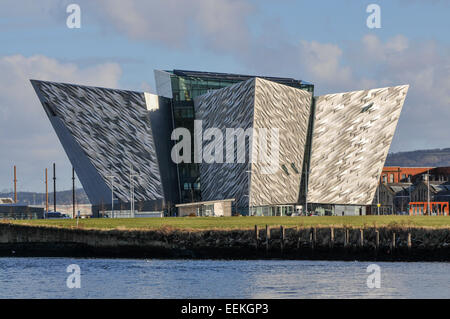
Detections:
[0, 258, 448, 299]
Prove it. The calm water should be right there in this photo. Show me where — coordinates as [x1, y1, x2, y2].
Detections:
[0, 258, 448, 299]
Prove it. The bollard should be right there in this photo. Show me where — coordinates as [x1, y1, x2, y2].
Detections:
[360, 229, 364, 248]
[280, 226, 285, 253]
[296, 226, 301, 250]
[375, 229, 380, 252]
[343, 228, 347, 247]
[255, 225, 259, 250]
[313, 227, 317, 247]
[310, 228, 315, 250]
[407, 232, 412, 250]
[266, 225, 270, 253]
[392, 232, 396, 250]
[344, 228, 349, 248]
[330, 227, 334, 249]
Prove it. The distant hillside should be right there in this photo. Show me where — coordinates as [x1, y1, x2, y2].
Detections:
[0, 188, 90, 206]
[386, 148, 450, 167]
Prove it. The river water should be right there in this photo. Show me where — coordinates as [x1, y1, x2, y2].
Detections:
[0, 258, 448, 298]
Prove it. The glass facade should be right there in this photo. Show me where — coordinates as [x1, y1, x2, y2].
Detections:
[250, 205, 295, 216]
[164, 70, 314, 204]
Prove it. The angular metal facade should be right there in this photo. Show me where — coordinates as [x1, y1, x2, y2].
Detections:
[31, 80, 176, 207]
[194, 78, 312, 209]
[30, 69, 410, 216]
[194, 78, 256, 209]
[307, 85, 409, 205]
[250, 78, 312, 207]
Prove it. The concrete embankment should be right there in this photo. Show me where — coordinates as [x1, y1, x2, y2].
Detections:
[0, 223, 449, 261]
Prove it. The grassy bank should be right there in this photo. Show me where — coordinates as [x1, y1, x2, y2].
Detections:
[6, 215, 450, 230]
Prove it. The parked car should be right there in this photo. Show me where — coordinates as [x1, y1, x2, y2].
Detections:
[45, 212, 69, 219]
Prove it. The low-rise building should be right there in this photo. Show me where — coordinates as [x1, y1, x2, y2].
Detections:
[376, 166, 450, 215]
[410, 180, 450, 202]
[0, 203, 44, 219]
[176, 199, 234, 217]
[370, 183, 414, 215]
[0, 198, 14, 204]
[382, 166, 450, 184]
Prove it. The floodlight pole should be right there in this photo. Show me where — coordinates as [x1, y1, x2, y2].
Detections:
[45, 168, 48, 218]
[72, 167, 76, 219]
[53, 163, 56, 213]
[13, 165, 17, 204]
[427, 170, 430, 215]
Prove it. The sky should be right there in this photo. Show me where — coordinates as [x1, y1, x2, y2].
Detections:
[0, 0, 449, 192]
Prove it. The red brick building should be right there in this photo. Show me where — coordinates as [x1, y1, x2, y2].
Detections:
[374, 166, 450, 215]
[381, 166, 450, 184]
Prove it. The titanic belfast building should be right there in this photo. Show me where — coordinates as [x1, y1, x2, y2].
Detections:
[31, 70, 408, 217]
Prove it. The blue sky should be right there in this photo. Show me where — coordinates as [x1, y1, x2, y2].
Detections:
[0, 0, 449, 192]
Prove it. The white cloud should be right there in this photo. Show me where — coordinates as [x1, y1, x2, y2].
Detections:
[0, 0, 71, 30]
[0, 0, 255, 52]
[248, 33, 450, 152]
[301, 34, 450, 152]
[299, 40, 353, 89]
[361, 34, 409, 62]
[90, 0, 254, 51]
[0, 55, 122, 192]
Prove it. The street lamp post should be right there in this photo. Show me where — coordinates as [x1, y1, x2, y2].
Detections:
[244, 169, 252, 216]
[305, 165, 308, 216]
[129, 164, 140, 218]
[408, 176, 412, 215]
[106, 174, 116, 218]
[129, 164, 133, 218]
[131, 174, 140, 218]
[377, 180, 380, 216]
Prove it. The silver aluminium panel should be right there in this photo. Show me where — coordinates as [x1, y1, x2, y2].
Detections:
[307, 85, 409, 205]
[194, 78, 256, 209]
[250, 78, 311, 207]
[195, 78, 312, 209]
[32, 80, 165, 204]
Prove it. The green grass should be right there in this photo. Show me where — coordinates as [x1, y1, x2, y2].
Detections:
[5, 215, 450, 230]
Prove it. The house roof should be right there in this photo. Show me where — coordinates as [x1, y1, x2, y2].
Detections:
[384, 183, 414, 194]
